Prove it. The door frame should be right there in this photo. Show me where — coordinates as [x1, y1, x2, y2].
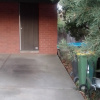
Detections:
[19, 3, 39, 51]
[19, 3, 21, 51]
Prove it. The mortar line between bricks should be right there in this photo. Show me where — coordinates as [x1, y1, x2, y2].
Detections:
[0, 54, 11, 70]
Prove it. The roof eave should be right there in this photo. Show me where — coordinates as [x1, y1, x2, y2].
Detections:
[0, 0, 59, 4]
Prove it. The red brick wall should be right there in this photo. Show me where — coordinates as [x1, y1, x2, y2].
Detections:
[0, 3, 20, 53]
[39, 4, 57, 54]
[0, 3, 57, 54]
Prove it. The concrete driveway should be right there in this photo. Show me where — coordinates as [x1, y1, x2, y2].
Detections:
[0, 54, 84, 100]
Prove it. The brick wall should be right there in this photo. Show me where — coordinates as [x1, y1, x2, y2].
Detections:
[0, 3, 57, 54]
[39, 4, 57, 54]
[0, 3, 20, 53]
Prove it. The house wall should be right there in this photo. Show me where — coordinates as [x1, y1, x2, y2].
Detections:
[0, 3, 20, 53]
[39, 4, 57, 54]
[0, 3, 57, 54]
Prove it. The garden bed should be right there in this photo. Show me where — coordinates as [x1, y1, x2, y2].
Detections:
[57, 49, 94, 100]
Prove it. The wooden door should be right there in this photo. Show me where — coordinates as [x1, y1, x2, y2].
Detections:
[20, 3, 39, 51]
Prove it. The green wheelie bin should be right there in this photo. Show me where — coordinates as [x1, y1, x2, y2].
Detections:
[86, 56, 98, 89]
[77, 51, 96, 86]
[88, 56, 98, 81]
[77, 54, 87, 86]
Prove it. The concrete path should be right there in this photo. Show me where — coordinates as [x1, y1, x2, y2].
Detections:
[0, 54, 84, 100]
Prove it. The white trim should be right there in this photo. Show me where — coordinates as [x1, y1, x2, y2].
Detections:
[19, 3, 21, 51]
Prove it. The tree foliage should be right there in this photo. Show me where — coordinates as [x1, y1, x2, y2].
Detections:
[60, 0, 100, 55]
[58, 17, 65, 33]
[65, 22, 88, 40]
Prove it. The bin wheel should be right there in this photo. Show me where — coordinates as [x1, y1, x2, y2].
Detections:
[74, 77, 79, 83]
[79, 84, 88, 94]
[74, 77, 79, 87]
[70, 71, 73, 77]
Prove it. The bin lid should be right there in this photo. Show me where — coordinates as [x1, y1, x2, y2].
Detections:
[57, 42, 85, 49]
[68, 42, 82, 47]
[77, 51, 95, 56]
